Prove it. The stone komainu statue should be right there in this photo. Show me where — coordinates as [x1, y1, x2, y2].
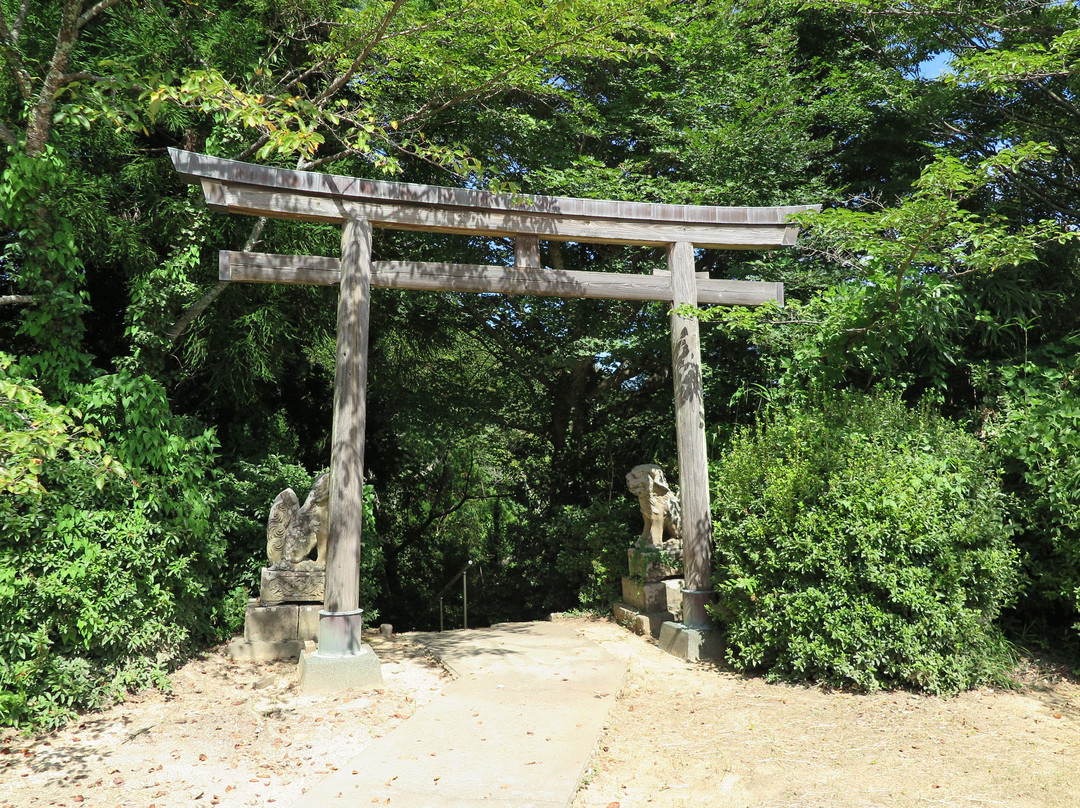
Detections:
[266, 472, 330, 571]
[626, 464, 681, 547]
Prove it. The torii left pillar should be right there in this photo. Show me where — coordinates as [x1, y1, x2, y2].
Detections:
[298, 217, 384, 692]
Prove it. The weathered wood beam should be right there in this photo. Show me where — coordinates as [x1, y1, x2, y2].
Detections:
[171, 148, 816, 228]
[515, 235, 541, 269]
[219, 251, 784, 307]
[203, 183, 800, 249]
[325, 218, 372, 617]
[652, 268, 713, 280]
[669, 241, 714, 629]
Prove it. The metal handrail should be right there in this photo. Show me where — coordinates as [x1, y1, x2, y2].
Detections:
[437, 559, 473, 632]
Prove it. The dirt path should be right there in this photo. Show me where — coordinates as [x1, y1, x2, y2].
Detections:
[2, 618, 1078, 808]
[0, 632, 449, 808]
[570, 617, 1080, 808]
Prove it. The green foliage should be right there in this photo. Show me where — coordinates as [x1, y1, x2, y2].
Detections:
[711, 393, 1020, 693]
[553, 501, 635, 610]
[0, 362, 231, 730]
[984, 335, 1080, 638]
[0, 146, 92, 392]
[0, 353, 121, 496]
[787, 145, 1078, 396]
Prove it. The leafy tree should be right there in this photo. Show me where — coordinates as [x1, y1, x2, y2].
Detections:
[784, 144, 1077, 399]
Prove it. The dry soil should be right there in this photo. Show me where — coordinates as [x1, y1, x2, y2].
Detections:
[2, 618, 1078, 808]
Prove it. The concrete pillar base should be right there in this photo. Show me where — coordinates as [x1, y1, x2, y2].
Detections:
[317, 608, 364, 655]
[658, 621, 724, 662]
[298, 644, 384, 693]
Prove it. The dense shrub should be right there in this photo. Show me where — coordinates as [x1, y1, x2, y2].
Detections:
[711, 393, 1020, 694]
[0, 360, 227, 729]
[986, 335, 1080, 641]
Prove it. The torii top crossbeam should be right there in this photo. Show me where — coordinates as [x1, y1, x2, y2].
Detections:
[171, 148, 811, 248]
[170, 148, 816, 653]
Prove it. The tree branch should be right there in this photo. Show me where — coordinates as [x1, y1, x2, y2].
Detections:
[0, 5, 33, 101]
[25, 0, 83, 155]
[166, 280, 228, 344]
[77, 0, 126, 29]
[234, 133, 271, 162]
[0, 295, 38, 305]
[166, 216, 267, 344]
[313, 0, 406, 106]
[11, 0, 29, 42]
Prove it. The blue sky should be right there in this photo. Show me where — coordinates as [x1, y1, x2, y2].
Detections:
[919, 51, 953, 79]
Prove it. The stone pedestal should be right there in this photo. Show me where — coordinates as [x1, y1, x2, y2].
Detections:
[621, 576, 682, 613]
[228, 566, 328, 662]
[298, 608, 383, 693]
[228, 600, 324, 662]
[615, 578, 683, 638]
[614, 541, 685, 639]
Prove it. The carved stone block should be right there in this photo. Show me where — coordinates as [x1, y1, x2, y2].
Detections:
[260, 567, 325, 605]
[621, 577, 683, 614]
[628, 542, 683, 583]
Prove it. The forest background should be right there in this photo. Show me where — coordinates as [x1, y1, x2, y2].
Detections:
[3, 0, 1080, 729]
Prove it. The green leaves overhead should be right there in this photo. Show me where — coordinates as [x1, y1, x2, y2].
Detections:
[779, 145, 1078, 393]
[142, 0, 660, 176]
[799, 145, 1075, 285]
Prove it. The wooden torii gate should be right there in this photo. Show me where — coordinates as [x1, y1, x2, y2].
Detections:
[170, 148, 816, 668]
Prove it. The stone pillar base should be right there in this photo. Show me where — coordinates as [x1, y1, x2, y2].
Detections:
[681, 588, 717, 629]
[317, 608, 364, 655]
[658, 621, 724, 662]
[298, 645, 383, 693]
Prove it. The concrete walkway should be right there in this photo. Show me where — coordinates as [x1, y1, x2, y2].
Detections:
[293, 621, 626, 808]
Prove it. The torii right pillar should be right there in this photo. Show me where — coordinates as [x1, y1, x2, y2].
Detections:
[660, 241, 723, 661]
